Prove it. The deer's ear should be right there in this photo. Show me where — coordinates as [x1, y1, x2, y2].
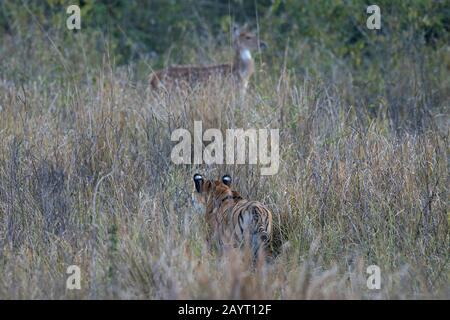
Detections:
[193, 174, 204, 193]
[233, 24, 240, 38]
[222, 175, 232, 186]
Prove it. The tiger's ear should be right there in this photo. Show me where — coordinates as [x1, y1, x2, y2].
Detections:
[222, 174, 232, 186]
[193, 173, 204, 193]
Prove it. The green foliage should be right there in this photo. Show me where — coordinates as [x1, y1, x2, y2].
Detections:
[1, 1, 448, 130]
[2, 1, 448, 61]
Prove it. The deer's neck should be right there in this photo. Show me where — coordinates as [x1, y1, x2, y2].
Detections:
[233, 47, 254, 83]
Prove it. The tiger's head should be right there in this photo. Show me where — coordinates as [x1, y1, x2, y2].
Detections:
[191, 173, 234, 214]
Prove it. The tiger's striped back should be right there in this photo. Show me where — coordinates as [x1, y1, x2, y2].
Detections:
[192, 174, 272, 259]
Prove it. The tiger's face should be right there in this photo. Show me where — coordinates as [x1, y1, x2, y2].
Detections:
[191, 173, 233, 214]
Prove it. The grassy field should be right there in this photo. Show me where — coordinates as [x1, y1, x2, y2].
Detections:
[0, 2, 449, 299]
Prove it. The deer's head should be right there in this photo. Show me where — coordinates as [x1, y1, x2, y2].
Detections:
[233, 25, 268, 52]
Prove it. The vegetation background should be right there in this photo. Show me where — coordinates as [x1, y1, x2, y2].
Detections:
[0, 0, 448, 299]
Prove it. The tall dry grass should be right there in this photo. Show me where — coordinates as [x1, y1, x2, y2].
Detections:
[0, 17, 448, 299]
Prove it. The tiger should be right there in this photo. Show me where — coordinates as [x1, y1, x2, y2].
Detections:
[192, 173, 273, 260]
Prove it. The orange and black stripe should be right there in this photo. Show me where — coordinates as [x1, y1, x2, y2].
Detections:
[193, 174, 272, 259]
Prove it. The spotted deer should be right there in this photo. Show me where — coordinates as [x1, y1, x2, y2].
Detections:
[150, 26, 267, 94]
